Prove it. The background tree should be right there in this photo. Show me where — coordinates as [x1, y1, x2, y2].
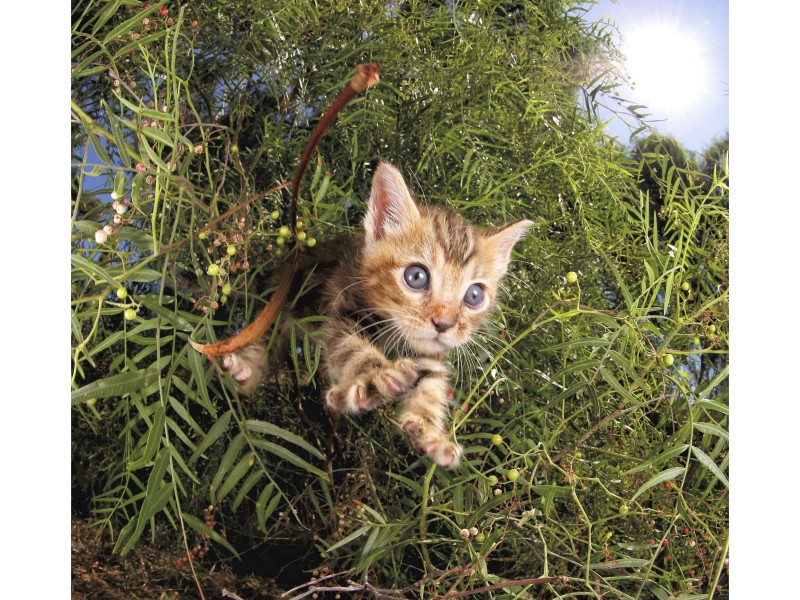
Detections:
[71, 0, 728, 597]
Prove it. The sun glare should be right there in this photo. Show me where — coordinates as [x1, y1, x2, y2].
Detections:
[623, 23, 709, 115]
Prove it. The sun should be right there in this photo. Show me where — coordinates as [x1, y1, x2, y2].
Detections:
[623, 23, 709, 115]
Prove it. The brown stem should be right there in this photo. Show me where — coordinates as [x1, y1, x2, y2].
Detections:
[290, 63, 380, 233]
[190, 64, 380, 357]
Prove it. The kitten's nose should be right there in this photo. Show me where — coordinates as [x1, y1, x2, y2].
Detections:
[432, 318, 455, 333]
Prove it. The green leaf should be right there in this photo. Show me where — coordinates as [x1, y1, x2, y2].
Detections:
[210, 433, 245, 504]
[215, 451, 255, 505]
[693, 422, 729, 442]
[187, 346, 216, 418]
[544, 337, 611, 352]
[251, 440, 329, 482]
[589, 558, 651, 569]
[103, 4, 159, 44]
[139, 296, 194, 332]
[245, 419, 324, 460]
[127, 402, 166, 470]
[256, 483, 280, 532]
[71, 254, 119, 287]
[106, 267, 165, 283]
[71, 367, 161, 404]
[181, 512, 240, 558]
[92, 0, 124, 36]
[691, 446, 728, 487]
[231, 470, 264, 512]
[598, 367, 640, 405]
[137, 132, 170, 171]
[140, 125, 176, 148]
[117, 449, 171, 555]
[625, 445, 689, 475]
[630, 467, 685, 503]
[324, 524, 371, 553]
[189, 410, 232, 464]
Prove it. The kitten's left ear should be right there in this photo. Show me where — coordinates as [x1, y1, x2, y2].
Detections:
[488, 219, 534, 274]
[364, 162, 421, 243]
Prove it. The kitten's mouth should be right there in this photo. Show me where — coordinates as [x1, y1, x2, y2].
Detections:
[413, 334, 453, 354]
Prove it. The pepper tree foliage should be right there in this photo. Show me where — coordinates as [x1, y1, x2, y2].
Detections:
[71, 0, 729, 597]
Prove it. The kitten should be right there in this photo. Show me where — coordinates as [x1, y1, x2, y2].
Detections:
[222, 162, 532, 468]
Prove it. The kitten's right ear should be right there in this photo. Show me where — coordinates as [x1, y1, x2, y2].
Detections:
[364, 162, 420, 243]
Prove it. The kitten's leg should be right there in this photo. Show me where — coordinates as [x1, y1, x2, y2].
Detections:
[397, 363, 462, 468]
[221, 343, 270, 395]
[323, 324, 421, 414]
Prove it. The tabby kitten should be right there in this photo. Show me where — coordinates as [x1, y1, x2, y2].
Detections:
[223, 162, 532, 468]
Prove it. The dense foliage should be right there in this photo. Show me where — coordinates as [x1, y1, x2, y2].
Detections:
[71, 0, 729, 597]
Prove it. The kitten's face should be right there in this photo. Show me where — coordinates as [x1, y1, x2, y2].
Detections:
[360, 163, 532, 357]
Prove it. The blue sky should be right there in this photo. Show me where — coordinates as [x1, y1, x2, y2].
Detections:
[585, 0, 729, 153]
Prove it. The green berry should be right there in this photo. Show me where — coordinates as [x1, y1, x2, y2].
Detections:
[226, 244, 236, 256]
[116, 287, 128, 300]
[295, 218, 305, 230]
[661, 353, 675, 367]
[486, 475, 499, 487]
[507, 468, 520, 482]
[491, 434, 503, 446]
[198, 231, 208, 240]
[275, 236, 286, 246]
[230, 145, 238, 154]
[124, 308, 137, 320]
[681, 281, 690, 291]
[306, 237, 317, 248]
[566, 271, 578, 284]
[278, 225, 291, 238]
[207, 264, 220, 276]
[619, 504, 629, 516]
[693, 335, 701, 346]
[270, 210, 280, 220]
[708, 324, 717, 334]
[475, 533, 486, 543]
[222, 283, 232, 295]
[297, 231, 307, 241]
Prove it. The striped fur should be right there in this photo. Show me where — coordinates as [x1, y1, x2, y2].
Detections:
[223, 163, 532, 467]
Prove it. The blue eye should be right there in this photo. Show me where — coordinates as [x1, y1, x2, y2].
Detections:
[404, 265, 429, 290]
[464, 284, 484, 307]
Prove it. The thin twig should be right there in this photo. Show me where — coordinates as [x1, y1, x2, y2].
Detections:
[441, 576, 569, 599]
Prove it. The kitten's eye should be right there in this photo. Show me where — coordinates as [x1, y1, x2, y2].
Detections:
[404, 265, 429, 290]
[464, 284, 485, 307]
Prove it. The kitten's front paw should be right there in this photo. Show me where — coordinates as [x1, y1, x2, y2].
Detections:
[400, 415, 463, 468]
[221, 345, 267, 395]
[222, 354, 251, 383]
[325, 359, 420, 414]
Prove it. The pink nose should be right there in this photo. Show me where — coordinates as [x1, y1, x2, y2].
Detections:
[432, 318, 455, 333]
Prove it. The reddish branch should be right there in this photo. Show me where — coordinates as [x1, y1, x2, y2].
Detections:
[189, 64, 380, 358]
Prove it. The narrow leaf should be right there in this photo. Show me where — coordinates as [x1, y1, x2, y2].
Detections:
[251, 440, 329, 482]
[245, 419, 323, 459]
[189, 410, 232, 464]
[630, 467, 685, 502]
[71, 367, 161, 404]
[691, 446, 729, 487]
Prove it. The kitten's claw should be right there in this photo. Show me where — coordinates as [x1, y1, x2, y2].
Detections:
[221, 345, 268, 395]
[222, 354, 251, 382]
[400, 415, 462, 468]
[325, 359, 421, 414]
